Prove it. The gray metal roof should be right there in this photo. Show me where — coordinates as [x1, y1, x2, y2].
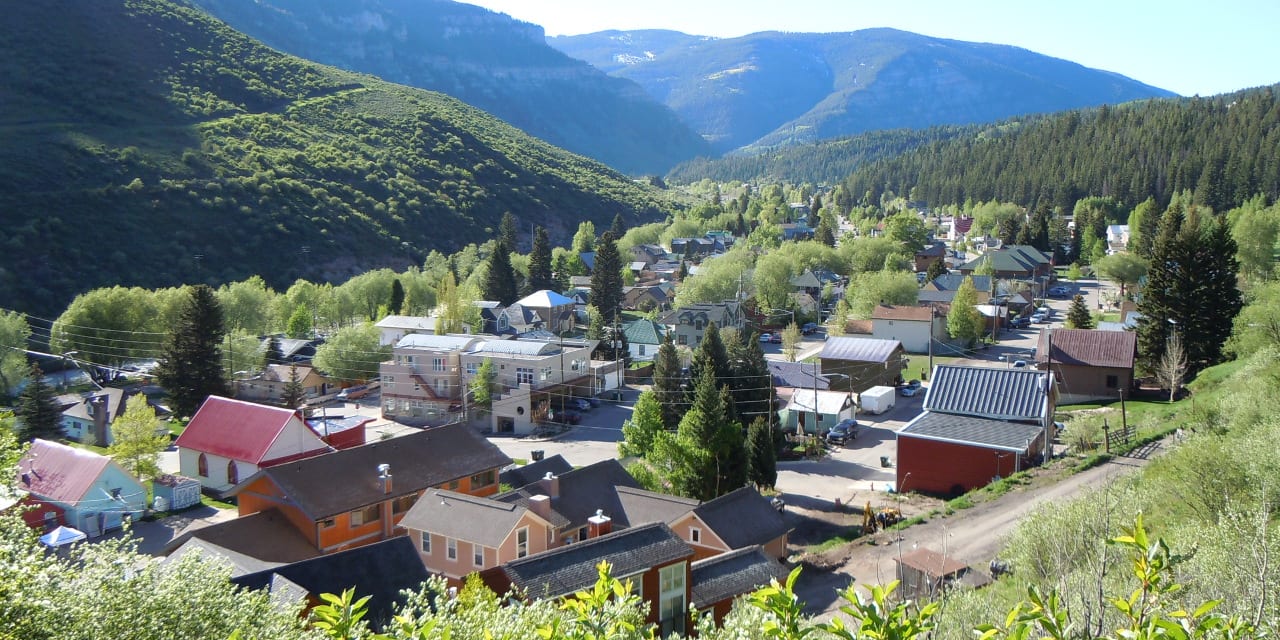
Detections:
[395, 334, 478, 351]
[819, 337, 902, 363]
[898, 412, 1045, 452]
[470, 339, 559, 356]
[500, 522, 692, 599]
[924, 365, 1050, 422]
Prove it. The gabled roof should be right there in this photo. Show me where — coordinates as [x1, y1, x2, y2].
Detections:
[259, 364, 322, 385]
[233, 423, 512, 520]
[924, 365, 1051, 421]
[164, 537, 284, 577]
[498, 522, 692, 599]
[175, 396, 328, 465]
[819, 337, 902, 363]
[873, 305, 935, 322]
[898, 411, 1045, 452]
[768, 361, 829, 390]
[517, 290, 575, 308]
[232, 537, 428, 630]
[374, 315, 436, 331]
[622, 319, 665, 346]
[395, 334, 480, 351]
[59, 387, 127, 423]
[690, 546, 790, 609]
[927, 274, 993, 292]
[400, 489, 546, 549]
[896, 546, 969, 577]
[615, 486, 699, 525]
[788, 271, 822, 289]
[16, 439, 114, 503]
[786, 389, 852, 415]
[164, 509, 320, 564]
[1037, 329, 1137, 369]
[916, 243, 946, 258]
[691, 487, 791, 550]
[496, 459, 642, 530]
[499, 455, 574, 488]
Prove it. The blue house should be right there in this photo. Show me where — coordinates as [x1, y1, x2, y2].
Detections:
[15, 439, 147, 536]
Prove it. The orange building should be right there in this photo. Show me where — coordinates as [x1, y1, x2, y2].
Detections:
[229, 422, 511, 555]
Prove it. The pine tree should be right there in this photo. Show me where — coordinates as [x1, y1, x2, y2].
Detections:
[816, 220, 836, 246]
[527, 227, 554, 293]
[16, 363, 62, 443]
[155, 284, 229, 419]
[551, 253, 571, 294]
[389, 279, 405, 315]
[925, 257, 947, 283]
[483, 241, 519, 305]
[262, 335, 283, 370]
[1066, 295, 1095, 329]
[499, 212, 519, 253]
[589, 231, 624, 318]
[728, 333, 772, 429]
[281, 364, 305, 409]
[689, 323, 731, 387]
[652, 334, 684, 432]
[609, 213, 626, 240]
[746, 417, 777, 490]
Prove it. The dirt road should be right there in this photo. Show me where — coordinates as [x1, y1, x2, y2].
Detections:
[794, 445, 1162, 615]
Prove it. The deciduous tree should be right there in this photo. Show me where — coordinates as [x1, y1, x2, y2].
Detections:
[108, 400, 167, 479]
[947, 276, 984, 346]
[0, 310, 30, 396]
[618, 390, 664, 458]
[1093, 252, 1147, 299]
[313, 322, 387, 383]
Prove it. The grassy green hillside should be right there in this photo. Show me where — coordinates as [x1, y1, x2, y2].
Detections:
[0, 0, 674, 316]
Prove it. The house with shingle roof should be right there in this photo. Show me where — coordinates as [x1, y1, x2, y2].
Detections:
[622, 318, 666, 362]
[483, 522, 696, 635]
[515, 290, 577, 335]
[1035, 328, 1137, 404]
[691, 546, 790, 625]
[499, 454, 574, 488]
[235, 364, 335, 407]
[818, 337, 908, 393]
[228, 423, 511, 555]
[175, 396, 332, 493]
[59, 387, 127, 447]
[957, 245, 1053, 281]
[669, 487, 792, 560]
[895, 365, 1056, 496]
[14, 439, 147, 536]
[659, 301, 744, 349]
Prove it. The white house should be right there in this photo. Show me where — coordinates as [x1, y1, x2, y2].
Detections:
[779, 389, 855, 434]
[375, 315, 437, 347]
[871, 305, 946, 354]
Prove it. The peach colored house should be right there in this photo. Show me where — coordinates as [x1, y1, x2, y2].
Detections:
[667, 486, 791, 561]
[228, 422, 510, 555]
[399, 489, 558, 583]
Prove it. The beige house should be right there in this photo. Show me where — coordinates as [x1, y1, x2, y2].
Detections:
[375, 315, 438, 347]
[235, 364, 334, 406]
[871, 305, 946, 354]
[380, 334, 482, 422]
[401, 488, 558, 583]
[659, 301, 744, 348]
[461, 338, 596, 435]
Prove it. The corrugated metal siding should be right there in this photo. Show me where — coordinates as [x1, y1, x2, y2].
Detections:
[898, 412, 1044, 451]
[924, 365, 1048, 421]
[1037, 329, 1136, 369]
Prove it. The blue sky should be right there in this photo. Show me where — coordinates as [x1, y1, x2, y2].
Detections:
[461, 0, 1279, 97]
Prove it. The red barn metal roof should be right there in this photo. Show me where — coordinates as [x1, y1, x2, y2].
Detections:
[16, 439, 111, 503]
[175, 396, 325, 464]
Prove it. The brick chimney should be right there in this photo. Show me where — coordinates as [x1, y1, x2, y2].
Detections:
[89, 394, 110, 447]
[538, 472, 560, 498]
[587, 509, 611, 538]
[528, 494, 552, 521]
[378, 463, 392, 495]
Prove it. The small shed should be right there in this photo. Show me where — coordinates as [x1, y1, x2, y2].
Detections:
[152, 474, 202, 511]
[779, 388, 854, 434]
[896, 546, 969, 600]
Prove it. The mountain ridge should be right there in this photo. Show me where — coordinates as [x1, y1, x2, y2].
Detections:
[187, 0, 713, 175]
[550, 27, 1176, 153]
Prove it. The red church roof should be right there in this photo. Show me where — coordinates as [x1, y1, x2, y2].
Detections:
[16, 439, 111, 504]
[175, 396, 327, 465]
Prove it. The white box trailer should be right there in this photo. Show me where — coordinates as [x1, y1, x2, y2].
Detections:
[859, 386, 897, 415]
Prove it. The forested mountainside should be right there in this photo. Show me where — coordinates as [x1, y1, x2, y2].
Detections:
[551, 28, 1174, 154]
[189, 0, 712, 175]
[838, 85, 1280, 211]
[665, 124, 976, 185]
[0, 0, 676, 317]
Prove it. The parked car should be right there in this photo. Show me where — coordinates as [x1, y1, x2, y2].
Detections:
[825, 418, 858, 446]
[553, 409, 581, 425]
[899, 379, 922, 397]
[770, 333, 782, 343]
[569, 398, 591, 411]
[1048, 286, 1071, 298]
[759, 333, 773, 343]
[1009, 316, 1031, 328]
[1013, 360, 1028, 368]
[1030, 313, 1047, 323]
[801, 322, 819, 335]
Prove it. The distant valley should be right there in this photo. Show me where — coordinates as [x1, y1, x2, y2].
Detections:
[550, 28, 1176, 154]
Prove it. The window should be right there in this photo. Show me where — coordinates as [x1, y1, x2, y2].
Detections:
[435, 379, 449, 394]
[689, 528, 701, 544]
[540, 367, 552, 381]
[321, 518, 335, 529]
[638, 344, 646, 356]
[197, 453, 208, 478]
[392, 494, 418, 514]
[420, 533, 431, 554]
[516, 527, 529, 558]
[571, 359, 584, 372]
[473, 545, 485, 567]
[226, 460, 239, 485]
[448, 479, 460, 490]
[465, 362, 478, 375]
[385, 399, 395, 413]
[383, 375, 395, 384]
[350, 504, 381, 527]
[433, 357, 446, 372]
[1105, 374, 1119, 389]
[578, 526, 588, 542]
[677, 335, 688, 346]
[470, 470, 496, 488]
[659, 562, 687, 635]
[446, 538, 457, 560]
[516, 368, 534, 385]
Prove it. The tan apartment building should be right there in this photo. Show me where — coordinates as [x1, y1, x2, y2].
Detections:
[380, 334, 482, 422]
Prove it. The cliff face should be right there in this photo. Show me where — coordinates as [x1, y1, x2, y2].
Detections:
[191, 0, 711, 174]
